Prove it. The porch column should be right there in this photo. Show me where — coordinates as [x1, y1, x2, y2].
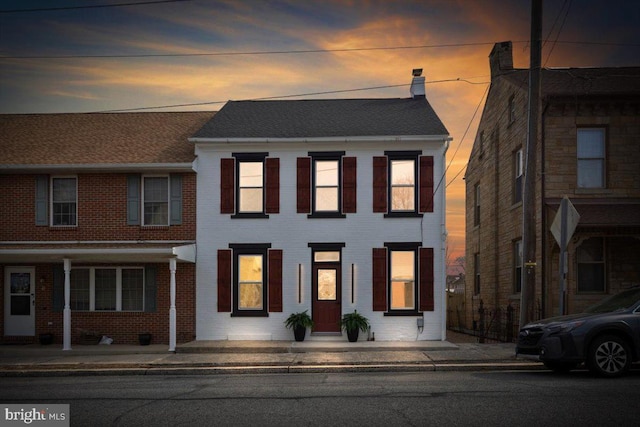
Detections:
[169, 258, 177, 352]
[63, 258, 72, 351]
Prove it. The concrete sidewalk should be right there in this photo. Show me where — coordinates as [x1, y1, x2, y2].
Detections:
[0, 332, 543, 376]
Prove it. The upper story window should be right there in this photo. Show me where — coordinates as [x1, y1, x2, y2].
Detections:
[373, 151, 433, 217]
[297, 152, 356, 218]
[220, 153, 279, 217]
[390, 159, 416, 212]
[143, 176, 169, 225]
[514, 148, 523, 204]
[51, 177, 77, 226]
[315, 159, 340, 212]
[238, 160, 264, 213]
[473, 183, 480, 226]
[577, 128, 606, 188]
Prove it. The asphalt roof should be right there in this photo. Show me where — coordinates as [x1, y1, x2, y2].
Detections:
[0, 111, 213, 165]
[192, 98, 449, 139]
[502, 66, 640, 96]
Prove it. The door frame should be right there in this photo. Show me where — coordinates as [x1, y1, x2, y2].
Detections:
[309, 244, 345, 333]
[4, 266, 36, 337]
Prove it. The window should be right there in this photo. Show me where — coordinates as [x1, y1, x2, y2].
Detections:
[372, 152, 433, 216]
[238, 161, 263, 213]
[297, 152, 356, 217]
[514, 149, 523, 203]
[315, 159, 340, 212]
[68, 267, 145, 311]
[220, 154, 279, 216]
[474, 253, 480, 295]
[372, 244, 434, 313]
[577, 128, 605, 188]
[51, 177, 77, 226]
[474, 184, 480, 226]
[143, 176, 169, 225]
[577, 237, 605, 293]
[514, 240, 523, 293]
[508, 95, 516, 124]
[390, 159, 416, 212]
[390, 250, 416, 310]
[218, 244, 283, 316]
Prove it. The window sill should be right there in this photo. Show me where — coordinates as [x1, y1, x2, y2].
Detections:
[231, 312, 269, 317]
[141, 225, 170, 229]
[231, 213, 270, 219]
[307, 213, 346, 219]
[49, 225, 77, 230]
[383, 311, 423, 317]
[384, 212, 423, 218]
[574, 188, 612, 195]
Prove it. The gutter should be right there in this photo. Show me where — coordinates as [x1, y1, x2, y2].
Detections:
[0, 163, 196, 173]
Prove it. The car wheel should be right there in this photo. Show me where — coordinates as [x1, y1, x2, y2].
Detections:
[543, 361, 578, 373]
[587, 335, 631, 377]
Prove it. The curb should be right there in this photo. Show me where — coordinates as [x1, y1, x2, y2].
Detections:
[0, 361, 544, 377]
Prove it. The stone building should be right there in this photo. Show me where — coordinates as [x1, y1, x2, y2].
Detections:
[464, 41, 640, 336]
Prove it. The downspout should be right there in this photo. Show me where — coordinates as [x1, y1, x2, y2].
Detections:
[493, 129, 500, 309]
[440, 138, 450, 341]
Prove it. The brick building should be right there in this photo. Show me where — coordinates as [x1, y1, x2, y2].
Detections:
[465, 42, 640, 336]
[1, 112, 212, 349]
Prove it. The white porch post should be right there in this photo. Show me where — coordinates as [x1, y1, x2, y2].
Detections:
[169, 258, 177, 352]
[63, 258, 72, 351]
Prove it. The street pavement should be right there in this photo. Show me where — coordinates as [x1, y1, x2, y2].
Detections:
[0, 331, 542, 376]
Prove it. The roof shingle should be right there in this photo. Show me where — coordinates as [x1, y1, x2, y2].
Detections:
[192, 98, 449, 139]
[0, 112, 214, 165]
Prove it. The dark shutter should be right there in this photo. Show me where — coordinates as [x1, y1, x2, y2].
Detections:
[52, 264, 64, 312]
[342, 157, 357, 213]
[372, 156, 388, 213]
[265, 158, 280, 214]
[35, 175, 48, 226]
[169, 174, 183, 225]
[268, 249, 283, 312]
[145, 266, 157, 312]
[372, 247, 387, 311]
[217, 249, 232, 312]
[419, 156, 434, 213]
[127, 175, 141, 225]
[220, 158, 235, 214]
[296, 157, 311, 214]
[419, 247, 435, 311]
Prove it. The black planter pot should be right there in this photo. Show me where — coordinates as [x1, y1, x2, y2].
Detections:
[138, 333, 152, 346]
[39, 333, 54, 345]
[293, 326, 307, 342]
[346, 329, 359, 342]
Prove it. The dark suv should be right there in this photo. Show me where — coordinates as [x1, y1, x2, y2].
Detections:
[516, 287, 640, 377]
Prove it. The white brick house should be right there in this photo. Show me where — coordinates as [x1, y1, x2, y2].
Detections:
[191, 75, 451, 341]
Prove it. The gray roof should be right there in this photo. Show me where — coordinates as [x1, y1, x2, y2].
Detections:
[192, 98, 449, 139]
[502, 67, 640, 96]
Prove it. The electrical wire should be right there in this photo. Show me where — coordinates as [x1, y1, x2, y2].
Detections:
[0, 0, 193, 14]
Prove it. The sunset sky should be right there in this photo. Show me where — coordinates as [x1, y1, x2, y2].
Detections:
[2, 0, 639, 265]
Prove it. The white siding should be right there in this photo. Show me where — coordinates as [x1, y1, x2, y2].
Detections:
[195, 139, 447, 341]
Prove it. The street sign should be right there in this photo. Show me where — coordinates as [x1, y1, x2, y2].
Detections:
[550, 197, 580, 250]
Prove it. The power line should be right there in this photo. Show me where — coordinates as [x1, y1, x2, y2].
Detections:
[98, 78, 489, 112]
[0, 0, 192, 14]
[0, 41, 507, 60]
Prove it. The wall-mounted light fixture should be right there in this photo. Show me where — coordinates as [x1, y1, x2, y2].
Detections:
[417, 317, 424, 334]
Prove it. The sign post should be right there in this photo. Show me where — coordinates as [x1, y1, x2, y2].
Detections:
[550, 197, 580, 315]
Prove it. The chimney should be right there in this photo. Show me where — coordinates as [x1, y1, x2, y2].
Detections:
[489, 41, 513, 78]
[410, 68, 425, 99]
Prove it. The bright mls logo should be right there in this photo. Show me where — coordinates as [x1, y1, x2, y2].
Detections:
[1, 405, 69, 426]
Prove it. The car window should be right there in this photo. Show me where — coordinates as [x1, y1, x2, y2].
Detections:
[585, 288, 640, 313]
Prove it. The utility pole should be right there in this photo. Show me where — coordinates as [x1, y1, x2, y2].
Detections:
[520, 0, 542, 328]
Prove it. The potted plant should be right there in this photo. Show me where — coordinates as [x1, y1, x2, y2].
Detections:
[284, 310, 314, 342]
[138, 332, 152, 346]
[341, 310, 370, 342]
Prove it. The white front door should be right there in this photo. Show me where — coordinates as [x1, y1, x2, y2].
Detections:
[4, 267, 36, 336]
